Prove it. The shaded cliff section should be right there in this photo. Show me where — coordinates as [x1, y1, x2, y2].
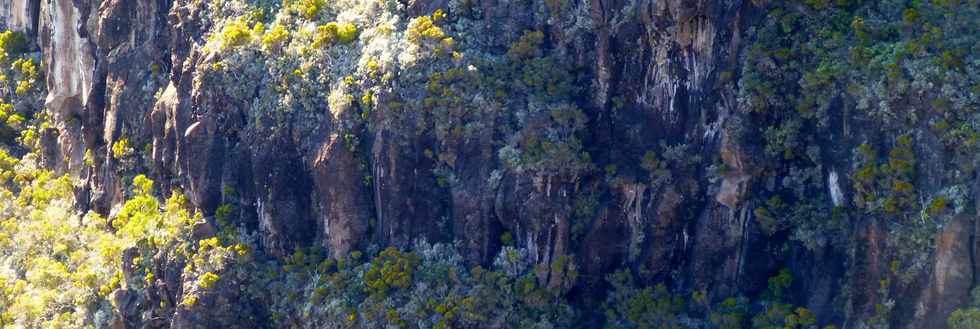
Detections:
[4, 0, 978, 327]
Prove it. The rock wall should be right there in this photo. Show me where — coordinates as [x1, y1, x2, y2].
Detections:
[0, 0, 37, 35]
[7, 0, 979, 327]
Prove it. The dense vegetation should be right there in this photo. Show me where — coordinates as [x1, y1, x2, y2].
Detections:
[0, 168, 827, 328]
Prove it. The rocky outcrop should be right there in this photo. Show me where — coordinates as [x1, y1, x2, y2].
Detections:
[0, 0, 38, 36]
[908, 215, 975, 328]
[314, 133, 371, 259]
[371, 129, 447, 249]
[38, 0, 95, 175]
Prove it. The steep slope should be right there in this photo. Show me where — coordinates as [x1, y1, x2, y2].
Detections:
[0, 0, 978, 328]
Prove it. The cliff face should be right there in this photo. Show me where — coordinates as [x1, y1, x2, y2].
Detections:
[3, 0, 979, 328]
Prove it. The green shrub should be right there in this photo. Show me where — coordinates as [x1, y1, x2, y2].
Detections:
[949, 288, 980, 329]
[927, 195, 949, 215]
[287, 0, 326, 20]
[406, 10, 455, 56]
[507, 31, 545, 62]
[949, 309, 980, 329]
[766, 268, 793, 301]
[751, 303, 817, 329]
[0, 30, 27, 60]
[198, 272, 220, 289]
[112, 138, 130, 159]
[12, 57, 38, 94]
[261, 24, 290, 51]
[219, 19, 254, 49]
[710, 298, 748, 329]
[500, 231, 514, 246]
[364, 247, 419, 298]
[312, 22, 358, 48]
[603, 269, 684, 329]
[407, 15, 444, 43]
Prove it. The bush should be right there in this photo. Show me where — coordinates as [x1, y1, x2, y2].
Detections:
[219, 19, 256, 49]
[287, 0, 326, 20]
[927, 195, 949, 215]
[949, 309, 980, 329]
[0, 170, 201, 327]
[261, 24, 290, 51]
[364, 247, 419, 298]
[12, 57, 38, 94]
[112, 137, 131, 159]
[312, 22, 358, 48]
[766, 268, 793, 301]
[0, 30, 27, 60]
[508, 31, 545, 62]
[603, 269, 685, 329]
[406, 11, 454, 56]
[198, 272, 220, 289]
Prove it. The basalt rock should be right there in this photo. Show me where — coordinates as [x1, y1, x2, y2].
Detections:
[8, 0, 980, 327]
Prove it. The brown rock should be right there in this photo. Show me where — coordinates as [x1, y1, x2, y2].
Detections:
[313, 134, 371, 259]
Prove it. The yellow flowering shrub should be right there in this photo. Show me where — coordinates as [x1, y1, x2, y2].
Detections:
[219, 18, 261, 49]
[406, 10, 455, 57]
[0, 166, 201, 327]
[312, 22, 358, 49]
[261, 24, 290, 51]
[112, 137, 130, 159]
[286, 0, 326, 20]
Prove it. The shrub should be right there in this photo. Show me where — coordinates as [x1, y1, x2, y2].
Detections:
[12, 57, 38, 94]
[219, 19, 254, 49]
[407, 14, 446, 44]
[312, 22, 358, 48]
[364, 247, 419, 298]
[927, 195, 948, 215]
[766, 268, 793, 301]
[507, 31, 545, 62]
[710, 298, 748, 329]
[0, 30, 27, 60]
[0, 169, 201, 327]
[198, 272, 220, 289]
[751, 303, 817, 329]
[949, 309, 980, 329]
[336, 22, 358, 43]
[949, 288, 980, 329]
[603, 269, 684, 329]
[261, 24, 290, 51]
[112, 138, 130, 159]
[500, 231, 515, 246]
[287, 0, 326, 20]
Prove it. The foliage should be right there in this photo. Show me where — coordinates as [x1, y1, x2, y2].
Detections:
[219, 18, 261, 49]
[364, 247, 419, 298]
[0, 31, 26, 61]
[750, 303, 817, 329]
[112, 137, 131, 159]
[603, 269, 685, 329]
[258, 241, 579, 328]
[261, 24, 290, 51]
[949, 308, 980, 329]
[286, 0, 326, 20]
[508, 31, 545, 62]
[494, 30, 591, 176]
[851, 135, 918, 218]
[765, 268, 794, 301]
[312, 22, 358, 49]
[10, 58, 38, 95]
[0, 169, 201, 328]
[948, 288, 980, 329]
[406, 10, 455, 57]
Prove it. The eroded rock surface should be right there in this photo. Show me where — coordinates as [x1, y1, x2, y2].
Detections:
[10, 0, 980, 327]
